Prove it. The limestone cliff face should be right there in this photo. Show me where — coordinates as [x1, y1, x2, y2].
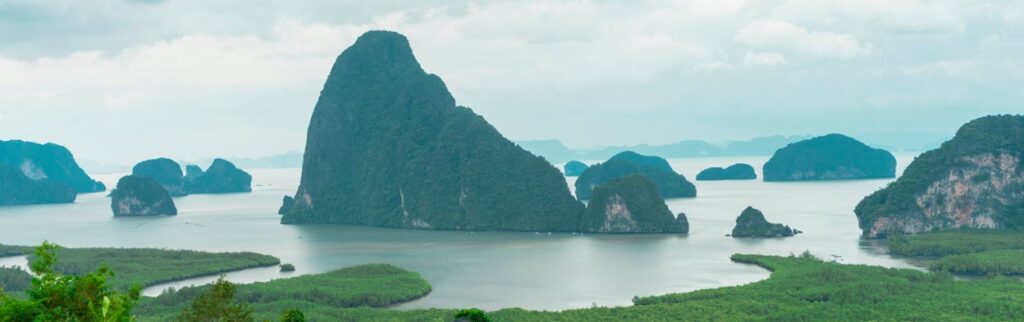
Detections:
[110, 175, 177, 216]
[0, 140, 105, 193]
[0, 164, 76, 206]
[583, 175, 688, 233]
[863, 153, 1023, 237]
[856, 115, 1024, 238]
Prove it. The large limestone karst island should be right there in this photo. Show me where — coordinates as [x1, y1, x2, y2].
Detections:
[185, 159, 252, 194]
[279, 30, 584, 231]
[130, 158, 252, 196]
[583, 175, 688, 233]
[575, 151, 696, 200]
[856, 115, 1024, 238]
[0, 140, 106, 194]
[0, 165, 76, 206]
[110, 175, 177, 216]
[132, 158, 187, 196]
[762, 134, 896, 181]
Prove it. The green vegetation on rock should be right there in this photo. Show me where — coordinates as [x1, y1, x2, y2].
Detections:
[281, 30, 584, 231]
[185, 159, 252, 194]
[0, 140, 106, 193]
[132, 158, 186, 197]
[696, 163, 756, 181]
[575, 151, 696, 200]
[110, 175, 177, 216]
[731, 206, 796, 238]
[763, 133, 895, 182]
[583, 175, 688, 233]
[563, 160, 588, 177]
[856, 115, 1024, 238]
[0, 164, 76, 206]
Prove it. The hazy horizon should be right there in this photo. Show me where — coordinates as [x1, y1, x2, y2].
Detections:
[1, 0, 1021, 164]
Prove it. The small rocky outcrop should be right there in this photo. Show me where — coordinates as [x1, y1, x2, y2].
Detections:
[696, 163, 757, 181]
[110, 175, 177, 216]
[763, 134, 896, 181]
[731, 206, 795, 238]
[856, 115, 1024, 238]
[563, 160, 588, 177]
[185, 159, 252, 194]
[132, 158, 186, 196]
[0, 164, 76, 206]
[582, 175, 688, 233]
[575, 151, 696, 200]
[0, 140, 105, 193]
[278, 196, 294, 215]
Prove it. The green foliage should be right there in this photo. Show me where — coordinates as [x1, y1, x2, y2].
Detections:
[176, 276, 253, 322]
[0, 242, 140, 322]
[575, 152, 696, 200]
[111, 175, 178, 216]
[27, 246, 280, 290]
[279, 309, 305, 322]
[484, 254, 1024, 321]
[282, 30, 584, 232]
[0, 244, 34, 257]
[279, 264, 295, 272]
[889, 230, 1024, 276]
[0, 266, 32, 294]
[454, 308, 492, 322]
[931, 249, 1024, 275]
[583, 175, 686, 233]
[136, 264, 432, 321]
[887, 229, 1024, 257]
[763, 133, 895, 182]
[856, 115, 1024, 236]
[248, 251, 1024, 321]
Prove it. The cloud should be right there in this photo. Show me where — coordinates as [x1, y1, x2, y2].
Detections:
[734, 19, 875, 60]
[743, 51, 787, 66]
[773, 0, 965, 34]
[1, 0, 1022, 162]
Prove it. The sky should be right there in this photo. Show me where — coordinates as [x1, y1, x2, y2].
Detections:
[1, 0, 1022, 164]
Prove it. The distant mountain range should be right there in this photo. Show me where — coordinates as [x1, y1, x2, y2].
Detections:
[80, 151, 304, 175]
[515, 135, 812, 163]
[77, 132, 947, 175]
[516, 133, 947, 163]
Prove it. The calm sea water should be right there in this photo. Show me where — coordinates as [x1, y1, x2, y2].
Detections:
[0, 155, 920, 310]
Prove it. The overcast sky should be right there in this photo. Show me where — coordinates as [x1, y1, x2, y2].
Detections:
[1, 0, 1022, 164]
